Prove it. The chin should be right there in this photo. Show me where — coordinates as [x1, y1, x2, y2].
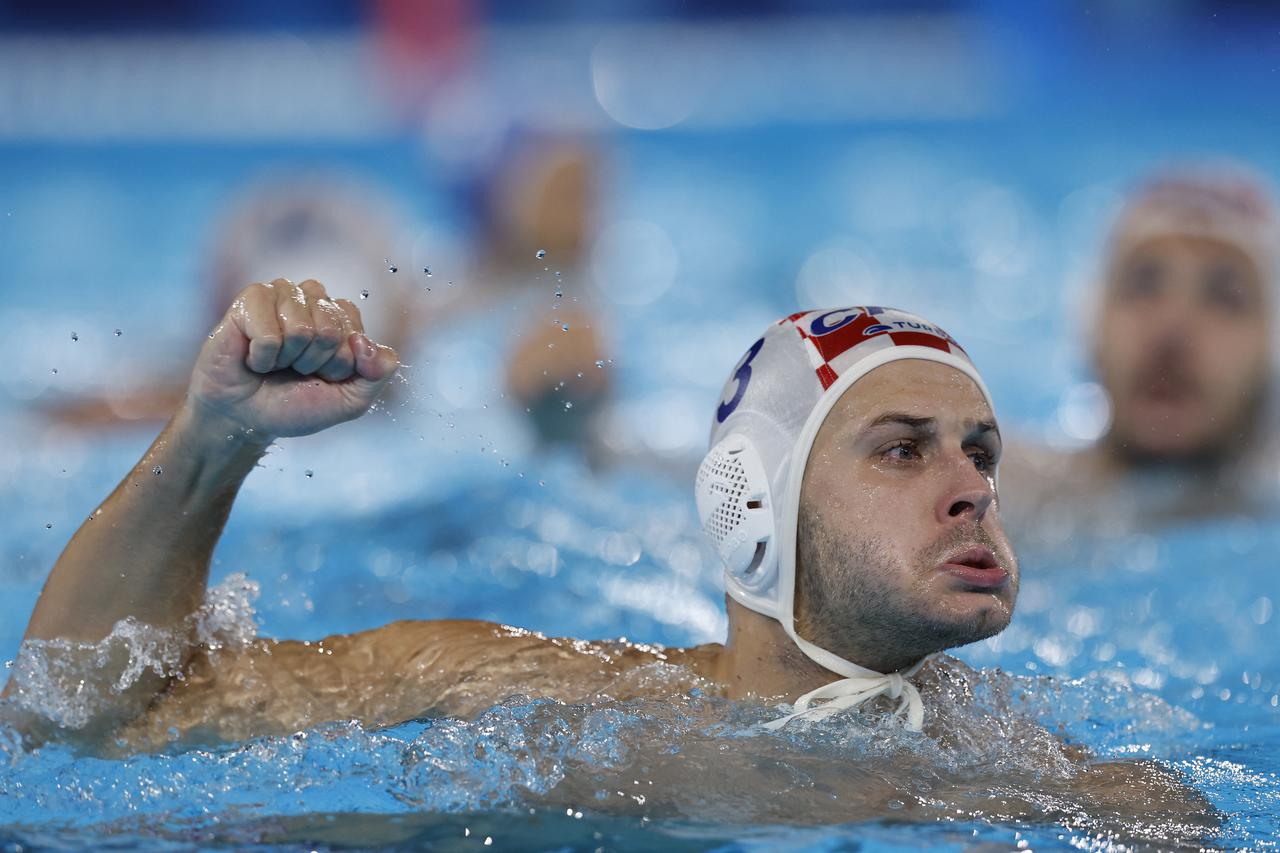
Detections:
[1117, 404, 1220, 455]
[929, 593, 1014, 647]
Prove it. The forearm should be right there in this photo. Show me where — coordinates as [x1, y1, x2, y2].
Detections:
[0, 279, 396, 745]
[5, 400, 267, 701]
[2, 397, 266, 722]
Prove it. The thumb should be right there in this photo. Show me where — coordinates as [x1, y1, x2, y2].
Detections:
[192, 318, 251, 390]
[345, 332, 400, 399]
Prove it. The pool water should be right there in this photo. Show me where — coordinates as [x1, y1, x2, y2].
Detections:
[3, 118, 1280, 848]
[2, 385, 1279, 849]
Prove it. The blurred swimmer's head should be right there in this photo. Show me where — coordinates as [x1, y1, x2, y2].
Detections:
[477, 133, 601, 272]
[696, 308, 1017, 676]
[1094, 167, 1279, 464]
[209, 174, 416, 351]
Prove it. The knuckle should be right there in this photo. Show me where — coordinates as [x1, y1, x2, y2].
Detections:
[243, 282, 271, 300]
[286, 324, 316, 342]
[315, 326, 343, 348]
[254, 334, 283, 352]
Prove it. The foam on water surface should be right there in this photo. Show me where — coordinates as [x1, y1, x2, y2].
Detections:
[3, 427, 1280, 849]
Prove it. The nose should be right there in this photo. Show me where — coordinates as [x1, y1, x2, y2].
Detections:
[1148, 287, 1200, 349]
[934, 455, 996, 525]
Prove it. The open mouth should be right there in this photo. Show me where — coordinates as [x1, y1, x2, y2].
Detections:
[936, 546, 1009, 589]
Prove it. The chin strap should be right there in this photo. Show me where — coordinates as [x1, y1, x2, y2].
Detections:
[761, 657, 930, 732]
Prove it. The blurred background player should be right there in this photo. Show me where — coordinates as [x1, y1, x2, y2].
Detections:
[37, 139, 616, 462]
[1002, 165, 1280, 538]
[37, 173, 414, 426]
[482, 134, 613, 457]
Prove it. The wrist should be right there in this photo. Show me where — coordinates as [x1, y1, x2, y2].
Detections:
[168, 397, 274, 471]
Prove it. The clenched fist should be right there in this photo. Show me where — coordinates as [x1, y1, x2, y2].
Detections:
[187, 279, 400, 440]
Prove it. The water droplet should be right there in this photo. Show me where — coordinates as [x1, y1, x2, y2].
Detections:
[305, 470, 314, 479]
[70, 332, 79, 342]
[554, 270, 562, 278]
[538, 480, 546, 487]
[114, 329, 122, 337]
[576, 371, 583, 378]
[564, 401, 574, 410]
[887, 799, 905, 810]
[595, 360, 606, 368]
[44, 522, 52, 529]
[385, 259, 398, 273]
[50, 367, 57, 374]
[152, 465, 163, 476]
[360, 290, 370, 300]
[561, 324, 570, 332]
[423, 267, 432, 277]
[535, 249, 547, 259]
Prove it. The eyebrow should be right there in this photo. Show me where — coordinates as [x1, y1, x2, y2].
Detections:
[857, 413, 1001, 442]
[863, 413, 935, 434]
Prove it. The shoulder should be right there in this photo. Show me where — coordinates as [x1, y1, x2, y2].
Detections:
[310, 619, 554, 668]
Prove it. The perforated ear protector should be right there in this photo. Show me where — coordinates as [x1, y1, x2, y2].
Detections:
[695, 433, 776, 601]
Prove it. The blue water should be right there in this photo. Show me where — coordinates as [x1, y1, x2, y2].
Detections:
[3, 389, 1279, 849]
[3, 106, 1280, 849]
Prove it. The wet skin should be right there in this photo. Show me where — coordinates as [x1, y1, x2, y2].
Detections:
[795, 361, 1017, 675]
[1096, 234, 1271, 463]
[0, 281, 1213, 835]
[81, 360, 1018, 749]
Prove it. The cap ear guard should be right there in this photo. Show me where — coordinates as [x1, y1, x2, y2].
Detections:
[695, 434, 777, 600]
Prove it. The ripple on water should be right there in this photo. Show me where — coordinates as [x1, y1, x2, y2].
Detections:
[0, 643, 1224, 849]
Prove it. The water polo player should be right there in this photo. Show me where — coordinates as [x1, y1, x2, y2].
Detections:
[6, 283, 1016, 741]
[1004, 166, 1280, 534]
[3, 281, 1217, 834]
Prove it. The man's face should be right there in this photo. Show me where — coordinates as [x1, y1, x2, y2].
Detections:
[795, 360, 1018, 670]
[1095, 234, 1271, 463]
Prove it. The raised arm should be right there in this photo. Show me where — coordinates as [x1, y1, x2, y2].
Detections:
[2, 279, 398, 742]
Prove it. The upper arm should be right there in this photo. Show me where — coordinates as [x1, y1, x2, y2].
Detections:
[120, 619, 554, 747]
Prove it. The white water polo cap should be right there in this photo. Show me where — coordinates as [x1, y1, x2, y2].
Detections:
[695, 306, 997, 729]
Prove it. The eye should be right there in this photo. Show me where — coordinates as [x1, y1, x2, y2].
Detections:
[1202, 263, 1255, 315]
[881, 440, 919, 462]
[1116, 258, 1164, 301]
[967, 447, 997, 474]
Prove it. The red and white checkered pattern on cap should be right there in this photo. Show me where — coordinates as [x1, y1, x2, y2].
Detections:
[780, 306, 970, 390]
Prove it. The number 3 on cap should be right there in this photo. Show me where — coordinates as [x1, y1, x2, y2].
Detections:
[717, 337, 764, 423]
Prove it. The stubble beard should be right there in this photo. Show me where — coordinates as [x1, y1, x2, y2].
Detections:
[795, 511, 1016, 672]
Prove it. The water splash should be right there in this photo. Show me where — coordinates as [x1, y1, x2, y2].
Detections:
[2, 575, 259, 731]
[0, 658, 1232, 849]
